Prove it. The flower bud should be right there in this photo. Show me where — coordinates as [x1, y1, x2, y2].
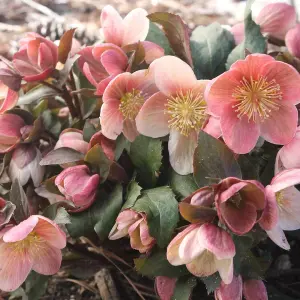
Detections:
[55, 165, 100, 212]
[109, 209, 155, 253]
[243, 279, 268, 300]
[286, 24, 300, 59]
[88, 131, 115, 160]
[9, 145, 45, 187]
[215, 275, 242, 300]
[13, 33, 58, 82]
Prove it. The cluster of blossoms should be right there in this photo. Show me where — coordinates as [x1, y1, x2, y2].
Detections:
[1, 1, 300, 299]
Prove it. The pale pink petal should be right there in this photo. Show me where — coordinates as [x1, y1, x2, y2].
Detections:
[214, 257, 234, 285]
[0, 89, 19, 113]
[109, 223, 128, 240]
[0, 242, 32, 292]
[3, 215, 39, 242]
[31, 244, 62, 275]
[38, 42, 54, 70]
[168, 129, 197, 175]
[243, 279, 268, 300]
[139, 220, 154, 246]
[198, 223, 236, 260]
[275, 150, 285, 175]
[123, 119, 139, 142]
[96, 75, 115, 96]
[155, 277, 176, 300]
[215, 275, 243, 300]
[100, 102, 123, 140]
[203, 116, 222, 139]
[136, 92, 169, 138]
[266, 224, 290, 250]
[230, 23, 244, 45]
[122, 8, 149, 46]
[220, 105, 260, 154]
[82, 62, 98, 87]
[141, 41, 164, 64]
[286, 24, 300, 58]
[101, 49, 128, 75]
[152, 56, 197, 96]
[100, 5, 124, 46]
[270, 168, 300, 193]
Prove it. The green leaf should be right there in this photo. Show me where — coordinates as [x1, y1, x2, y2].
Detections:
[42, 110, 62, 138]
[171, 276, 197, 300]
[25, 271, 48, 300]
[193, 131, 242, 188]
[94, 184, 123, 241]
[83, 119, 97, 142]
[146, 22, 173, 55]
[122, 180, 142, 209]
[129, 135, 162, 188]
[169, 169, 198, 200]
[115, 134, 131, 161]
[40, 147, 84, 165]
[238, 154, 260, 180]
[190, 23, 235, 79]
[18, 85, 58, 105]
[226, 42, 244, 69]
[132, 186, 179, 247]
[135, 250, 189, 278]
[43, 202, 74, 222]
[148, 12, 193, 67]
[199, 273, 222, 294]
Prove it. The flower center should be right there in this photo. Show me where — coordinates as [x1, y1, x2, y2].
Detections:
[7, 232, 43, 254]
[119, 89, 144, 120]
[165, 90, 207, 136]
[232, 76, 282, 122]
[229, 192, 242, 208]
[275, 191, 290, 209]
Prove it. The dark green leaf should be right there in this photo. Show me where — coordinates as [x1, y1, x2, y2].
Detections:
[82, 97, 98, 119]
[115, 134, 131, 160]
[122, 180, 142, 209]
[42, 110, 62, 138]
[190, 23, 235, 79]
[94, 184, 123, 241]
[199, 273, 222, 294]
[40, 147, 84, 165]
[226, 42, 245, 69]
[129, 135, 162, 188]
[132, 186, 179, 247]
[171, 276, 197, 300]
[193, 131, 242, 187]
[25, 271, 48, 300]
[83, 120, 97, 142]
[148, 12, 193, 67]
[238, 155, 260, 180]
[135, 250, 189, 278]
[32, 99, 48, 118]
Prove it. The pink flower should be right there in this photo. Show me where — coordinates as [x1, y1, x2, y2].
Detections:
[215, 177, 266, 235]
[109, 209, 155, 253]
[167, 223, 235, 284]
[100, 69, 158, 142]
[78, 44, 128, 94]
[155, 276, 177, 300]
[286, 24, 300, 59]
[136, 56, 219, 175]
[0, 113, 26, 153]
[100, 5, 149, 47]
[243, 279, 268, 300]
[55, 129, 89, 155]
[0, 215, 66, 291]
[13, 33, 58, 82]
[9, 145, 45, 187]
[55, 165, 100, 212]
[88, 131, 115, 161]
[259, 168, 300, 250]
[206, 54, 300, 154]
[231, 23, 245, 45]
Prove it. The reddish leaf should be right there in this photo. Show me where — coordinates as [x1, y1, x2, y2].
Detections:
[124, 42, 146, 72]
[0, 68, 22, 91]
[147, 12, 193, 67]
[58, 28, 76, 64]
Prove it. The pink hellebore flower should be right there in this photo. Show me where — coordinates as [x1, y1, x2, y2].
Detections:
[259, 169, 300, 250]
[109, 209, 155, 253]
[101, 5, 149, 47]
[100, 69, 158, 142]
[215, 177, 265, 235]
[167, 223, 235, 284]
[0, 114, 26, 153]
[55, 165, 100, 212]
[13, 33, 58, 82]
[286, 24, 300, 59]
[78, 44, 128, 94]
[9, 145, 45, 187]
[136, 56, 220, 175]
[0, 215, 66, 292]
[55, 128, 89, 155]
[206, 54, 300, 154]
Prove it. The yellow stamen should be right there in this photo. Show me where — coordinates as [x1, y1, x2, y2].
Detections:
[232, 76, 282, 122]
[165, 90, 207, 136]
[119, 89, 144, 120]
[7, 232, 44, 254]
[276, 191, 290, 209]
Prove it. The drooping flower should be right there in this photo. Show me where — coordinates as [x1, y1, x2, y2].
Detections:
[136, 56, 219, 175]
[13, 33, 58, 82]
[0, 113, 26, 153]
[100, 5, 149, 47]
[9, 144, 45, 187]
[286, 24, 300, 59]
[167, 223, 235, 284]
[0, 215, 66, 291]
[215, 177, 266, 235]
[109, 209, 155, 253]
[259, 168, 300, 250]
[55, 165, 100, 212]
[100, 69, 158, 142]
[78, 44, 128, 94]
[215, 275, 243, 300]
[206, 54, 300, 154]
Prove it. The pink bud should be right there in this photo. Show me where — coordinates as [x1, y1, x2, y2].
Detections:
[88, 131, 115, 160]
[243, 279, 268, 300]
[55, 129, 89, 155]
[215, 275, 242, 300]
[13, 32, 58, 82]
[55, 165, 100, 212]
[0, 113, 26, 153]
[109, 209, 155, 253]
[155, 276, 176, 300]
[286, 24, 300, 58]
[230, 23, 244, 45]
[9, 145, 45, 187]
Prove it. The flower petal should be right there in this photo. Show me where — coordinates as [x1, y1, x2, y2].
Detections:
[215, 275, 243, 300]
[243, 279, 268, 300]
[123, 119, 139, 142]
[266, 224, 290, 250]
[270, 168, 300, 193]
[100, 49, 128, 75]
[214, 257, 234, 285]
